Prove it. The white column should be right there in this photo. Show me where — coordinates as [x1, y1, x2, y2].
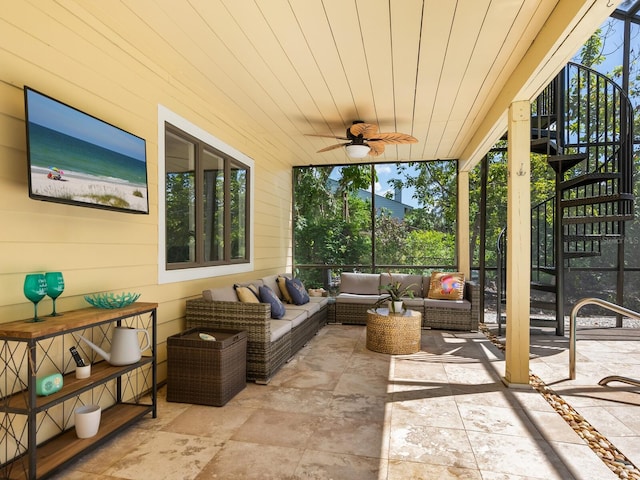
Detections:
[504, 100, 531, 387]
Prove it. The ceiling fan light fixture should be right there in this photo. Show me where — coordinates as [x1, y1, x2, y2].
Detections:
[345, 144, 370, 158]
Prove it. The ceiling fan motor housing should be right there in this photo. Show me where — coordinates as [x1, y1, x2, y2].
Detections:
[347, 120, 366, 144]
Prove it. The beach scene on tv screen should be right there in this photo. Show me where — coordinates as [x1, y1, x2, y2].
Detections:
[26, 89, 148, 213]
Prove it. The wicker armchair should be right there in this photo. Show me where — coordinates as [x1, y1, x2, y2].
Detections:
[423, 281, 480, 331]
[185, 298, 291, 384]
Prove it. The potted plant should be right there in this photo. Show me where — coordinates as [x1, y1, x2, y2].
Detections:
[376, 274, 418, 314]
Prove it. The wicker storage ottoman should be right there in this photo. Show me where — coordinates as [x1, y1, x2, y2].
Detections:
[167, 328, 247, 406]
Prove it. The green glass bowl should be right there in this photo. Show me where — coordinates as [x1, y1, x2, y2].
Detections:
[84, 292, 141, 309]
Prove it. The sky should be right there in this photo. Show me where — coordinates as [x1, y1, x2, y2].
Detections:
[26, 88, 146, 162]
[330, 163, 421, 208]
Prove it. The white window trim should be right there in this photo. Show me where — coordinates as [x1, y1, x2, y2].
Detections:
[157, 105, 254, 284]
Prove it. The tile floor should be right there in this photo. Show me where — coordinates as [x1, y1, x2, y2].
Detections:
[51, 321, 640, 480]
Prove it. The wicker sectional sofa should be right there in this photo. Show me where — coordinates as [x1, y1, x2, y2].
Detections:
[334, 272, 479, 331]
[185, 274, 328, 384]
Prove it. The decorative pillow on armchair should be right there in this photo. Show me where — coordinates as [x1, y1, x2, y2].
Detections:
[285, 277, 310, 305]
[259, 285, 286, 319]
[428, 272, 465, 300]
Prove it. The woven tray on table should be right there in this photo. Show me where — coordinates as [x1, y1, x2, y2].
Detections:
[167, 328, 247, 406]
[366, 309, 422, 355]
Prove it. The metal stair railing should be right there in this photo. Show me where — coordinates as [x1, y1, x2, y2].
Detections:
[532, 62, 634, 276]
[569, 298, 640, 387]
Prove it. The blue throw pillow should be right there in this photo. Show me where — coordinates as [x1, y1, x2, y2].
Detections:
[285, 277, 310, 305]
[259, 285, 286, 319]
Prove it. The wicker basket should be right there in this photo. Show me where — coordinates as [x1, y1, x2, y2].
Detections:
[167, 328, 247, 406]
[366, 309, 422, 354]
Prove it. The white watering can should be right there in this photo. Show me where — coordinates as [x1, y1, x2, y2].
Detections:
[78, 327, 151, 366]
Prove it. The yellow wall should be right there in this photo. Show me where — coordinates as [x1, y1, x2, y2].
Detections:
[0, 3, 294, 381]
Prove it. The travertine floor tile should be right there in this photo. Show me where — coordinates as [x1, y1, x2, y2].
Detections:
[389, 425, 477, 470]
[231, 409, 321, 448]
[458, 403, 543, 438]
[468, 430, 578, 479]
[391, 396, 465, 429]
[103, 430, 221, 480]
[387, 459, 482, 480]
[306, 415, 386, 458]
[294, 450, 382, 480]
[195, 440, 303, 480]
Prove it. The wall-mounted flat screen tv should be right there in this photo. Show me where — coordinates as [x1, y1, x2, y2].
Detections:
[24, 86, 149, 214]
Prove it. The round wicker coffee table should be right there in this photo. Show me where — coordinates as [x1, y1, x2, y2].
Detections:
[366, 308, 422, 354]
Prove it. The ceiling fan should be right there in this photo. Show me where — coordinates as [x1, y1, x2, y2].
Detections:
[306, 120, 418, 158]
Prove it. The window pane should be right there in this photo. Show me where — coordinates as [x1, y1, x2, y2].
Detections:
[165, 132, 195, 264]
[230, 163, 247, 259]
[202, 149, 225, 262]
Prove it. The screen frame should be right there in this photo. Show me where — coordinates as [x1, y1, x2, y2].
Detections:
[24, 86, 149, 215]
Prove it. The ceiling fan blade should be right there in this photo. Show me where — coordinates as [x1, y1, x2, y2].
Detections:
[368, 132, 418, 144]
[349, 123, 379, 138]
[317, 143, 349, 153]
[305, 133, 350, 141]
[367, 141, 386, 156]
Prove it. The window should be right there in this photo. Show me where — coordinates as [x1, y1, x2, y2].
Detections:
[158, 106, 253, 284]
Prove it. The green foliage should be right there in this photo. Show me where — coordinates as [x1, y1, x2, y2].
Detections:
[404, 230, 456, 266]
[294, 161, 460, 282]
[166, 172, 194, 254]
[374, 212, 409, 265]
[397, 161, 458, 233]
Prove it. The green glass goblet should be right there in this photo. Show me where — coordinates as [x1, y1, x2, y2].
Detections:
[23, 274, 47, 322]
[45, 272, 64, 317]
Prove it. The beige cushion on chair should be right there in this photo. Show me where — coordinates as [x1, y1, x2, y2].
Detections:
[379, 273, 423, 297]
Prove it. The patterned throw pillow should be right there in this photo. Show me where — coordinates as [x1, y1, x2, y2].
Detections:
[276, 276, 294, 303]
[234, 284, 260, 303]
[285, 277, 310, 305]
[259, 285, 286, 319]
[427, 272, 465, 301]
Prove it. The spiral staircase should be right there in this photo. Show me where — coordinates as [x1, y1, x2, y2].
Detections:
[497, 62, 635, 336]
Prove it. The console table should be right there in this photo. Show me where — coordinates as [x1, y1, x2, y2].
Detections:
[0, 302, 157, 479]
[366, 308, 422, 354]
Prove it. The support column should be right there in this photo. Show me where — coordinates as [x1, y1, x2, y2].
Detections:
[504, 100, 531, 387]
[457, 170, 470, 279]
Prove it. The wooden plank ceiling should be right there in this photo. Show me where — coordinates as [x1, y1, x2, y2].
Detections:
[68, 0, 613, 168]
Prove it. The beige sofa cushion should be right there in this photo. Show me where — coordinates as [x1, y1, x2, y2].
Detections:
[335, 293, 383, 304]
[203, 285, 238, 302]
[379, 273, 423, 297]
[261, 274, 282, 300]
[270, 319, 291, 342]
[339, 273, 380, 295]
[424, 298, 470, 310]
